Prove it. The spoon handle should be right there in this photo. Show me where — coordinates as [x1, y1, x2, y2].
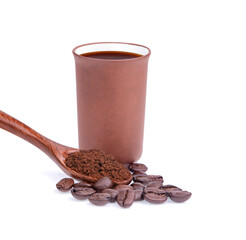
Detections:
[0, 110, 56, 158]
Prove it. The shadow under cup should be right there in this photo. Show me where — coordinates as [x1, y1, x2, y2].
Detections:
[73, 42, 151, 163]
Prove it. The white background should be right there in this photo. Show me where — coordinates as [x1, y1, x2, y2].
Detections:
[0, 0, 245, 239]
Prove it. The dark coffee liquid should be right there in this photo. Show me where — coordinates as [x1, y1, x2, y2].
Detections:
[80, 51, 143, 60]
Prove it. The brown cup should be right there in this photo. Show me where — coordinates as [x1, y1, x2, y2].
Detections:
[73, 42, 151, 163]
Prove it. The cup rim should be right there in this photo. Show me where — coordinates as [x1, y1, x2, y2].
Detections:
[72, 42, 151, 61]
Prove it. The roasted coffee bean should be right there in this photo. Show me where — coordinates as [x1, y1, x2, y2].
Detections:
[129, 163, 148, 172]
[144, 187, 166, 195]
[160, 185, 182, 196]
[132, 176, 147, 184]
[147, 181, 163, 188]
[134, 189, 144, 201]
[71, 187, 96, 200]
[144, 192, 167, 204]
[89, 193, 111, 206]
[73, 181, 92, 188]
[169, 191, 192, 203]
[133, 175, 163, 185]
[117, 190, 135, 208]
[101, 189, 119, 202]
[133, 175, 149, 184]
[146, 175, 164, 183]
[132, 171, 147, 177]
[131, 182, 145, 190]
[114, 184, 134, 192]
[93, 177, 113, 191]
[56, 178, 74, 192]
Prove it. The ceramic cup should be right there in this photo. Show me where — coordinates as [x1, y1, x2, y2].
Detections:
[73, 42, 151, 163]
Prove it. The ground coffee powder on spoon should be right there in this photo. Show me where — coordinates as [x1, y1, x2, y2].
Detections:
[65, 149, 131, 182]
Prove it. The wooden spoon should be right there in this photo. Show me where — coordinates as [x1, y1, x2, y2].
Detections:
[0, 110, 132, 185]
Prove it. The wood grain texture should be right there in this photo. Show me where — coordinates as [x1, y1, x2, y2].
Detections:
[0, 110, 86, 180]
[0, 110, 74, 161]
[0, 110, 132, 184]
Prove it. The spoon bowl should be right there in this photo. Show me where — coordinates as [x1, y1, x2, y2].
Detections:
[0, 110, 132, 185]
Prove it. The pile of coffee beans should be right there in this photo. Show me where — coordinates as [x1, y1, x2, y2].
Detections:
[56, 163, 192, 208]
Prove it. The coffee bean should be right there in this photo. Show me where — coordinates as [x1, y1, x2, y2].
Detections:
[144, 187, 166, 195]
[161, 184, 182, 192]
[89, 193, 111, 206]
[93, 177, 113, 191]
[144, 192, 167, 204]
[147, 175, 164, 183]
[56, 178, 74, 192]
[117, 190, 135, 208]
[133, 175, 163, 185]
[101, 189, 119, 202]
[132, 171, 147, 177]
[160, 185, 182, 196]
[114, 184, 134, 192]
[133, 175, 149, 184]
[56, 162, 191, 206]
[129, 163, 148, 172]
[71, 187, 96, 200]
[73, 181, 92, 188]
[169, 191, 192, 203]
[147, 181, 163, 188]
[134, 189, 144, 201]
[131, 182, 145, 190]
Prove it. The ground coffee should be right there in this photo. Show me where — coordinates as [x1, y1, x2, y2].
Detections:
[65, 149, 131, 182]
